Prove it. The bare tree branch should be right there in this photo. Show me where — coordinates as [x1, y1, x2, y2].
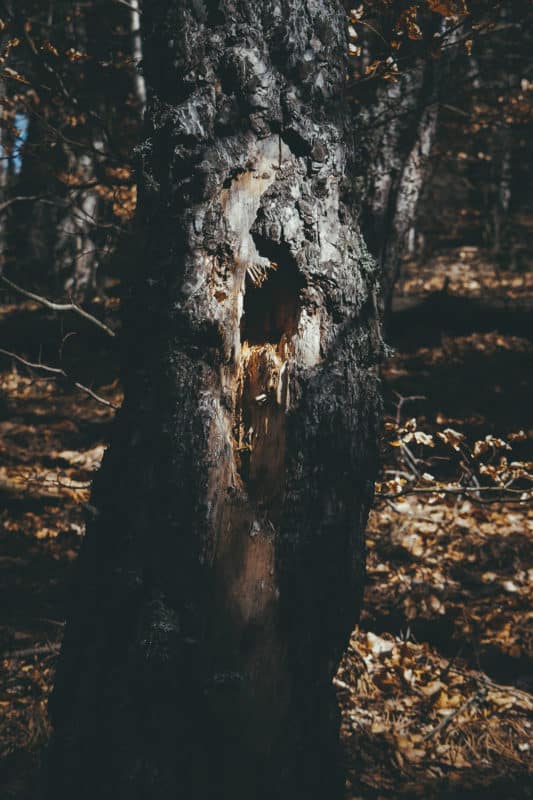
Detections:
[0, 195, 46, 214]
[0, 348, 119, 409]
[0, 275, 116, 338]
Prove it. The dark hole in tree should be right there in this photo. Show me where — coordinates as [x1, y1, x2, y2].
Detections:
[241, 239, 305, 345]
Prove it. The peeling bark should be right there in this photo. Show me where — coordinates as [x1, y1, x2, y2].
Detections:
[46, 3, 383, 799]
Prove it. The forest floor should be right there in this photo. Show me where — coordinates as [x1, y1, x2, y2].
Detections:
[0, 248, 532, 799]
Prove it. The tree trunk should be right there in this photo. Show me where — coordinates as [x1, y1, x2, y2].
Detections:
[490, 129, 512, 264]
[129, 0, 146, 114]
[361, 60, 440, 314]
[46, 2, 382, 799]
[0, 79, 9, 263]
[56, 144, 101, 300]
[359, 14, 466, 315]
[379, 92, 438, 309]
[5, 0, 104, 300]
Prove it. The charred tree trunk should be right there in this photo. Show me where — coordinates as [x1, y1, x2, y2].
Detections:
[46, 2, 382, 799]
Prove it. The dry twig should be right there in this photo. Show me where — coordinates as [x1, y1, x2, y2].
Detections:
[0, 348, 119, 409]
[0, 275, 115, 338]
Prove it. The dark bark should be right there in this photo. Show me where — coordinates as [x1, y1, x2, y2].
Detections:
[46, 2, 383, 799]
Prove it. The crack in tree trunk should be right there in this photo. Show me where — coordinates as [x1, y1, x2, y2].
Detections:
[46, 2, 383, 798]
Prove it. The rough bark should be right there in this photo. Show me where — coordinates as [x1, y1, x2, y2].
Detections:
[46, 2, 383, 799]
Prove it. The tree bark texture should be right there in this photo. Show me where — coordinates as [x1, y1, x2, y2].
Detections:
[46, 2, 383, 799]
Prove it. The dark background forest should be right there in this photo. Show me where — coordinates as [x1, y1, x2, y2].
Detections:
[0, 0, 532, 798]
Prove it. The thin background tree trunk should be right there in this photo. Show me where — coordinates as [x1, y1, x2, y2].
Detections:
[361, 60, 440, 313]
[129, 0, 146, 113]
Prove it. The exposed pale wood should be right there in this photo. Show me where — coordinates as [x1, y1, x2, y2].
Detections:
[46, 3, 383, 799]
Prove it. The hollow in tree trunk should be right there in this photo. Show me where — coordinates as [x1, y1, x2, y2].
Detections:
[46, 2, 383, 798]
